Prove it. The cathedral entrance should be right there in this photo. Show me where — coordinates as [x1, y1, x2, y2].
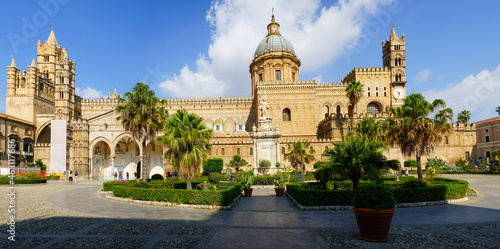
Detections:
[136, 162, 141, 179]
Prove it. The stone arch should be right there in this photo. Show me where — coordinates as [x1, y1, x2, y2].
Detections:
[111, 132, 136, 157]
[89, 136, 112, 159]
[366, 101, 383, 116]
[35, 120, 52, 143]
[224, 118, 235, 132]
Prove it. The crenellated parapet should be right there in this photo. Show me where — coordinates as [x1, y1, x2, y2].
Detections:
[165, 96, 253, 105]
[342, 67, 390, 83]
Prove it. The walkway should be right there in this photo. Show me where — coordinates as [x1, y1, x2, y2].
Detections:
[1, 175, 500, 248]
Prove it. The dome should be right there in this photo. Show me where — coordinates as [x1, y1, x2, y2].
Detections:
[254, 34, 295, 57]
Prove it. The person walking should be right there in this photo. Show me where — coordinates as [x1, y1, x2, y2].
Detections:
[126, 172, 129, 180]
[74, 171, 78, 183]
[69, 171, 73, 182]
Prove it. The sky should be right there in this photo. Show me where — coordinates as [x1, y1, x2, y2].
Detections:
[0, 0, 499, 122]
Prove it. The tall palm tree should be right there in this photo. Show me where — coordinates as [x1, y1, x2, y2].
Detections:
[323, 134, 397, 189]
[355, 117, 383, 141]
[345, 80, 364, 131]
[116, 83, 167, 179]
[156, 110, 213, 190]
[384, 93, 451, 179]
[434, 108, 453, 125]
[496, 106, 500, 116]
[457, 110, 471, 124]
[284, 141, 316, 173]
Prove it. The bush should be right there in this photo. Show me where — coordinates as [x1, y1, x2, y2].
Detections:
[401, 179, 429, 188]
[208, 172, 221, 184]
[258, 159, 271, 168]
[394, 186, 447, 203]
[490, 166, 499, 172]
[286, 184, 354, 206]
[291, 170, 300, 175]
[404, 160, 417, 168]
[314, 167, 335, 184]
[151, 174, 164, 180]
[441, 165, 466, 173]
[203, 158, 224, 172]
[455, 158, 469, 170]
[112, 183, 243, 206]
[23, 172, 44, 180]
[352, 184, 395, 210]
[196, 182, 217, 190]
[313, 161, 328, 169]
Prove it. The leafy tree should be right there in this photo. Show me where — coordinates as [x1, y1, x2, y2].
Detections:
[323, 134, 399, 189]
[457, 110, 471, 124]
[28, 159, 47, 171]
[345, 80, 364, 130]
[228, 155, 248, 172]
[492, 150, 500, 164]
[203, 158, 224, 172]
[455, 158, 469, 171]
[284, 141, 316, 173]
[355, 117, 383, 141]
[384, 93, 451, 179]
[156, 110, 213, 190]
[434, 108, 453, 124]
[497, 106, 500, 116]
[116, 83, 167, 179]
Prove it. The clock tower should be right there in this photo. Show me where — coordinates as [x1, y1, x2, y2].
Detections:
[383, 24, 406, 106]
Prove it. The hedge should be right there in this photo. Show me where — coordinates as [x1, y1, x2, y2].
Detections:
[203, 158, 224, 172]
[394, 186, 447, 203]
[286, 184, 354, 206]
[111, 183, 243, 206]
[0, 179, 47, 184]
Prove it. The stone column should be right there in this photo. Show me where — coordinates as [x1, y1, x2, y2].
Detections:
[90, 157, 93, 180]
[110, 157, 114, 180]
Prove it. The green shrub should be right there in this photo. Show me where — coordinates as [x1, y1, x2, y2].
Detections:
[196, 182, 217, 190]
[490, 166, 499, 172]
[404, 159, 417, 168]
[112, 183, 243, 206]
[394, 186, 447, 203]
[313, 161, 328, 169]
[0, 178, 47, 184]
[314, 167, 335, 184]
[151, 174, 164, 180]
[291, 170, 300, 175]
[258, 159, 272, 168]
[401, 179, 429, 188]
[203, 158, 224, 172]
[441, 165, 466, 173]
[286, 184, 354, 206]
[429, 178, 468, 199]
[352, 184, 395, 210]
[208, 172, 221, 184]
[455, 158, 469, 170]
[23, 172, 44, 180]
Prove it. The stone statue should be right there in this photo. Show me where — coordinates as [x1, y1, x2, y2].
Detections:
[259, 98, 269, 118]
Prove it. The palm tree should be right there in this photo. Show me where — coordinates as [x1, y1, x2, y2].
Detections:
[156, 110, 213, 190]
[355, 117, 383, 141]
[345, 80, 365, 131]
[496, 106, 500, 116]
[323, 134, 397, 189]
[284, 141, 316, 173]
[384, 93, 451, 179]
[457, 110, 471, 124]
[434, 108, 453, 124]
[228, 154, 248, 172]
[116, 83, 167, 179]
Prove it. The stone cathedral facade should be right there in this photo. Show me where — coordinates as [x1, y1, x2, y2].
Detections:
[2, 16, 476, 179]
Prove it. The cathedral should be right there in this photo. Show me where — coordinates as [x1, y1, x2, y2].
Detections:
[2, 16, 476, 179]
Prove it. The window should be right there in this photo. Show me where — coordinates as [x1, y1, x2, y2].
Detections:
[324, 105, 329, 117]
[275, 70, 281, 81]
[237, 148, 240, 155]
[445, 136, 449, 144]
[44, 56, 49, 62]
[258, 73, 263, 82]
[11, 126, 18, 132]
[367, 102, 381, 115]
[250, 148, 253, 155]
[465, 152, 470, 160]
[292, 72, 295, 81]
[486, 151, 491, 159]
[25, 129, 31, 135]
[336, 105, 341, 115]
[238, 124, 243, 131]
[368, 92, 370, 97]
[281, 147, 285, 154]
[221, 148, 225, 156]
[282, 108, 291, 121]
[215, 124, 222, 131]
[485, 136, 490, 142]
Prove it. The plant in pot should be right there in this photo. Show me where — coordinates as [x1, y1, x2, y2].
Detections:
[273, 174, 290, 197]
[352, 184, 396, 242]
[239, 174, 254, 197]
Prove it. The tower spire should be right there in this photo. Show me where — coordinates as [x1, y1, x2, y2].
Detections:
[390, 23, 396, 39]
[31, 58, 36, 67]
[10, 57, 16, 67]
[47, 27, 58, 45]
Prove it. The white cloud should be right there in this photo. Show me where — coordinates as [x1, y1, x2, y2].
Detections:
[158, 0, 395, 98]
[423, 64, 500, 122]
[313, 75, 322, 83]
[415, 68, 431, 82]
[76, 86, 104, 99]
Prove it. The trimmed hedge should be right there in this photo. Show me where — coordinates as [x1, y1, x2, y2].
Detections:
[394, 186, 447, 203]
[286, 184, 354, 206]
[112, 183, 243, 206]
[0, 179, 47, 184]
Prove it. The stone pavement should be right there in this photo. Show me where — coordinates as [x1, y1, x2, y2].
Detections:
[1, 175, 500, 248]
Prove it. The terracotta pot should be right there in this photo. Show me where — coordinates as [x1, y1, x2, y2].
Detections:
[352, 207, 396, 242]
[274, 187, 285, 197]
[243, 187, 253, 197]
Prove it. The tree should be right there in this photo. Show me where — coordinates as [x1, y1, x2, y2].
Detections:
[345, 80, 365, 130]
[457, 110, 471, 124]
[156, 110, 213, 190]
[116, 83, 167, 179]
[355, 117, 383, 141]
[384, 93, 451, 179]
[497, 106, 500, 116]
[434, 108, 453, 124]
[284, 141, 316, 173]
[492, 150, 500, 164]
[228, 154, 248, 172]
[323, 134, 398, 189]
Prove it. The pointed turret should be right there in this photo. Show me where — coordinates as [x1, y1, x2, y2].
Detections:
[10, 57, 16, 67]
[390, 24, 397, 40]
[46, 26, 58, 46]
[30, 58, 36, 67]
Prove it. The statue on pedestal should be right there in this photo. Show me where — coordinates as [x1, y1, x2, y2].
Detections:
[260, 98, 269, 118]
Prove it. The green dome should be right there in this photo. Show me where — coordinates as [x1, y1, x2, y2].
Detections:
[254, 34, 295, 57]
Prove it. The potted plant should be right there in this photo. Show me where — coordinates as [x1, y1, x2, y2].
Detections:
[239, 174, 254, 197]
[273, 175, 290, 197]
[352, 184, 396, 242]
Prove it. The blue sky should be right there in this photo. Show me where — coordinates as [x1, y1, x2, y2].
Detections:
[1, 0, 499, 122]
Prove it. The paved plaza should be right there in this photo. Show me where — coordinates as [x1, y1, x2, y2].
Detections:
[1, 175, 500, 248]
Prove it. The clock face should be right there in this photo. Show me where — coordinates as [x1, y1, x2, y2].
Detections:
[393, 88, 405, 100]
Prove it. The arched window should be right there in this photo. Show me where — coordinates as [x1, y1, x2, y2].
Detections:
[445, 136, 449, 145]
[325, 105, 329, 117]
[237, 148, 240, 155]
[336, 105, 341, 115]
[250, 148, 253, 155]
[221, 148, 225, 156]
[367, 102, 381, 115]
[282, 108, 291, 121]
[281, 147, 285, 154]
[21, 78, 25, 88]
[348, 105, 353, 117]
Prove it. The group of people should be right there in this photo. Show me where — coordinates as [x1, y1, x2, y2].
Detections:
[114, 172, 131, 180]
[68, 170, 78, 182]
[165, 171, 179, 178]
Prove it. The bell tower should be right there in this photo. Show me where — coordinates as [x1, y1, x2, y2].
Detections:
[383, 24, 406, 105]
